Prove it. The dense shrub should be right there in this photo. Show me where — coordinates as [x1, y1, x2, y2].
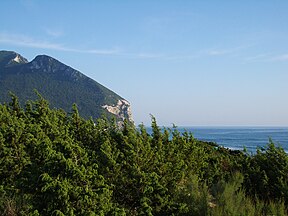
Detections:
[0, 95, 287, 215]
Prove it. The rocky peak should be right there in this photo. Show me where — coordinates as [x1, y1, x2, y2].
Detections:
[29, 55, 85, 81]
[0, 50, 28, 67]
[30, 55, 63, 71]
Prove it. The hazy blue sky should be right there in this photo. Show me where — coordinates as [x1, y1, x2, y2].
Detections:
[1, 0, 288, 126]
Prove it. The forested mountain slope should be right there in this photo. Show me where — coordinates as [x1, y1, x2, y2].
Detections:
[0, 50, 132, 122]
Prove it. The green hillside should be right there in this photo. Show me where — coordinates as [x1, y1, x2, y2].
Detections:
[0, 51, 132, 121]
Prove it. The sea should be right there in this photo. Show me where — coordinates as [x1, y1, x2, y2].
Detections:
[146, 127, 288, 154]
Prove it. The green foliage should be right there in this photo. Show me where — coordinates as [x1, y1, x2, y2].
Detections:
[211, 172, 255, 216]
[211, 172, 287, 216]
[243, 140, 288, 204]
[0, 94, 287, 215]
[0, 95, 112, 215]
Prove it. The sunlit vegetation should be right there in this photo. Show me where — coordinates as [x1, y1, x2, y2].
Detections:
[0, 94, 287, 215]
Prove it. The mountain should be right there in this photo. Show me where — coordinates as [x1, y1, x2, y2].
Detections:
[0, 50, 133, 122]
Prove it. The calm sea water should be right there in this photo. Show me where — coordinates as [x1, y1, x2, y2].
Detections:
[146, 127, 288, 154]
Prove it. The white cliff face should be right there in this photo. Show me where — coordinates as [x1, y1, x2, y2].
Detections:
[13, 55, 22, 63]
[102, 99, 133, 122]
[7, 53, 28, 65]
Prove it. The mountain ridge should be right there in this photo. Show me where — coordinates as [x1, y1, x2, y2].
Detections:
[0, 50, 28, 68]
[0, 50, 133, 122]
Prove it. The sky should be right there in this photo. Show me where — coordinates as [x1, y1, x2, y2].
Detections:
[1, 0, 288, 126]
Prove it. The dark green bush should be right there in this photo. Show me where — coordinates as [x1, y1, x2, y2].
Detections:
[0, 94, 287, 215]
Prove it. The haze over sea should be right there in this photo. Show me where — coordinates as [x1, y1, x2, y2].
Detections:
[146, 127, 288, 154]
